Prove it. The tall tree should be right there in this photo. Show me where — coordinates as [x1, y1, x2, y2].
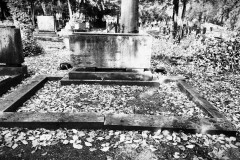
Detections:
[172, 0, 179, 39]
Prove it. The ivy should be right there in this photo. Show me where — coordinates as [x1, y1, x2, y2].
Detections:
[193, 37, 240, 73]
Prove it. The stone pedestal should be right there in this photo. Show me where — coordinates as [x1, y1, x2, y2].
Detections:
[60, 32, 155, 86]
[68, 33, 152, 69]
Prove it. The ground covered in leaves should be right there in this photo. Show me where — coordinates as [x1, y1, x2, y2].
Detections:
[151, 34, 240, 134]
[1, 32, 240, 159]
[1, 127, 240, 160]
[17, 81, 207, 118]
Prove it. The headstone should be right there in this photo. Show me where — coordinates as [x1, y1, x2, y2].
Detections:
[0, 27, 24, 66]
[68, 33, 152, 69]
[37, 16, 56, 32]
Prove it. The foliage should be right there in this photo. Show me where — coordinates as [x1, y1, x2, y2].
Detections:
[22, 39, 44, 57]
[5, 0, 44, 57]
[193, 37, 240, 73]
[152, 33, 240, 74]
[139, 1, 170, 22]
[187, 0, 240, 30]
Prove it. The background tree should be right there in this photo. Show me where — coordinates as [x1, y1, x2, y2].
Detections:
[0, 0, 10, 21]
[5, 0, 43, 56]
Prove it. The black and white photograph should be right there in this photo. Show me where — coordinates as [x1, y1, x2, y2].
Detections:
[0, 0, 240, 159]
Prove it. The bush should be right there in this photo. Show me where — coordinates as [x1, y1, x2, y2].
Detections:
[5, 0, 45, 57]
[22, 39, 44, 57]
[193, 37, 240, 73]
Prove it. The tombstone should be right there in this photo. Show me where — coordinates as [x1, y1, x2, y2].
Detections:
[0, 27, 24, 66]
[35, 16, 58, 40]
[61, 0, 156, 86]
[210, 27, 213, 31]
[37, 16, 56, 32]
[0, 27, 27, 75]
[69, 33, 152, 69]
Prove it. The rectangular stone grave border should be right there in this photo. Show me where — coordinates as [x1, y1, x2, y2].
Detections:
[0, 65, 28, 76]
[0, 74, 24, 96]
[0, 75, 236, 136]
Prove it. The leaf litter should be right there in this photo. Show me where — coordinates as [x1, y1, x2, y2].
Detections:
[0, 127, 239, 159]
[17, 81, 209, 118]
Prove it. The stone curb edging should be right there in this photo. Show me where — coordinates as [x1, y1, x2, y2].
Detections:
[0, 75, 236, 135]
[0, 112, 236, 135]
[177, 80, 226, 119]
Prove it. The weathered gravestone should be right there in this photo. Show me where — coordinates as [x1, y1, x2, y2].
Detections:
[0, 27, 24, 66]
[61, 0, 156, 85]
[69, 33, 152, 69]
[37, 16, 56, 32]
[0, 27, 27, 75]
[34, 16, 59, 41]
[61, 32, 154, 83]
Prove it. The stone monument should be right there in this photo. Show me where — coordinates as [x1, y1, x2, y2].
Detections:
[0, 26, 27, 75]
[37, 16, 56, 32]
[61, 0, 156, 86]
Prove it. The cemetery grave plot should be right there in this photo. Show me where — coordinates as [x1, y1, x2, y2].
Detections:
[0, 75, 236, 135]
[17, 81, 208, 118]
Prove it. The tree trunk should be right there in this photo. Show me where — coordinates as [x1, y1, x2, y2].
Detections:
[180, 0, 187, 39]
[120, 0, 139, 33]
[30, 1, 35, 27]
[68, 0, 73, 20]
[41, 2, 47, 15]
[172, 0, 179, 39]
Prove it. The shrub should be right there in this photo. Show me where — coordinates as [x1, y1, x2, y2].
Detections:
[22, 39, 44, 57]
[193, 37, 240, 73]
[5, 0, 45, 57]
